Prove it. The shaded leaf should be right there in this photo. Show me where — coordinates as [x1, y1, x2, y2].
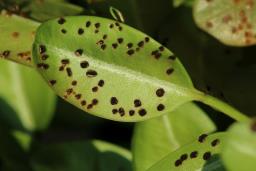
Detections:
[0, 12, 39, 66]
[132, 102, 216, 171]
[222, 120, 256, 171]
[193, 0, 256, 46]
[0, 60, 56, 131]
[31, 140, 132, 171]
[147, 133, 226, 171]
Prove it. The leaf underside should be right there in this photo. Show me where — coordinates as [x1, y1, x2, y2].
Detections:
[33, 16, 197, 122]
[194, 0, 256, 46]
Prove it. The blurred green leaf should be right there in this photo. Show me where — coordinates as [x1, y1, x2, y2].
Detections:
[31, 140, 132, 171]
[147, 133, 226, 171]
[132, 102, 216, 171]
[193, 0, 256, 46]
[0, 59, 56, 131]
[222, 120, 256, 171]
[0, 12, 39, 66]
[173, 0, 194, 7]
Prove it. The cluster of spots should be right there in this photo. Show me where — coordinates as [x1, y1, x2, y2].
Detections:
[204, 0, 256, 45]
[0, 50, 10, 58]
[37, 45, 49, 70]
[174, 134, 221, 167]
[17, 51, 32, 62]
[110, 96, 147, 117]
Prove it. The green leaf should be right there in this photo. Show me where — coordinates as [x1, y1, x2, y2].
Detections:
[147, 133, 226, 171]
[32, 16, 203, 122]
[193, 0, 256, 46]
[222, 120, 256, 171]
[31, 140, 132, 171]
[132, 102, 216, 171]
[173, 0, 195, 7]
[0, 59, 56, 131]
[0, 12, 39, 66]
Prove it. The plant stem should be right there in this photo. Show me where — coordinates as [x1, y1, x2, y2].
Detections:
[194, 90, 250, 122]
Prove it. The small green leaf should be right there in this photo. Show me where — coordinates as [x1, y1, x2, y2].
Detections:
[0, 60, 56, 131]
[33, 16, 201, 122]
[147, 133, 225, 171]
[0, 12, 39, 66]
[31, 140, 132, 171]
[132, 102, 216, 171]
[222, 120, 256, 171]
[173, 0, 195, 7]
[193, 0, 256, 46]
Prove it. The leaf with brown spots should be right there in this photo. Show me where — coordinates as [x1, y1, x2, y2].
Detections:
[194, 0, 256, 46]
[147, 133, 226, 171]
[0, 12, 39, 66]
[33, 16, 248, 122]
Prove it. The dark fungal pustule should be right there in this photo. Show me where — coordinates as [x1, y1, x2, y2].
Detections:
[94, 29, 99, 34]
[61, 59, 69, 65]
[58, 17, 66, 25]
[95, 23, 100, 28]
[115, 22, 120, 26]
[80, 61, 89, 68]
[190, 151, 198, 159]
[174, 159, 182, 167]
[117, 38, 123, 44]
[127, 43, 133, 48]
[98, 80, 104, 87]
[87, 104, 93, 109]
[86, 70, 97, 77]
[127, 49, 135, 56]
[198, 134, 208, 143]
[168, 55, 176, 60]
[78, 28, 84, 35]
[81, 100, 86, 106]
[109, 23, 114, 28]
[110, 97, 118, 105]
[251, 120, 256, 132]
[92, 99, 98, 105]
[119, 107, 125, 116]
[37, 63, 49, 70]
[39, 45, 46, 54]
[129, 110, 135, 116]
[159, 46, 165, 51]
[138, 41, 144, 47]
[49, 80, 57, 86]
[157, 104, 165, 111]
[66, 67, 72, 77]
[134, 99, 142, 107]
[101, 44, 107, 50]
[75, 49, 83, 56]
[211, 139, 220, 147]
[2, 50, 10, 58]
[156, 88, 165, 97]
[75, 94, 82, 100]
[66, 88, 73, 95]
[92, 86, 98, 92]
[61, 29, 67, 34]
[145, 37, 150, 42]
[118, 26, 123, 31]
[86, 21, 91, 27]
[59, 66, 64, 71]
[103, 34, 107, 39]
[203, 152, 211, 161]
[166, 68, 174, 75]
[138, 109, 147, 116]
[112, 43, 118, 49]
[180, 154, 188, 161]
[97, 40, 104, 45]
[71, 80, 77, 86]
[41, 54, 49, 60]
[112, 109, 118, 114]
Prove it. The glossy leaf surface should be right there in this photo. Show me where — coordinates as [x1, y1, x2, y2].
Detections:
[194, 0, 256, 46]
[147, 133, 225, 171]
[222, 120, 256, 171]
[33, 16, 199, 122]
[132, 102, 216, 171]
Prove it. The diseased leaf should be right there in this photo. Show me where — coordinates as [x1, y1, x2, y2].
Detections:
[132, 102, 216, 171]
[222, 120, 256, 171]
[32, 16, 205, 122]
[0, 59, 56, 131]
[147, 133, 226, 171]
[194, 0, 256, 46]
[31, 140, 132, 171]
[0, 12, 39, 66]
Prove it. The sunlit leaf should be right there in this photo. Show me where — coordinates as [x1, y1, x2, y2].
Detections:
[194, 0, 256, 46]
[222, 120, 256, 171]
